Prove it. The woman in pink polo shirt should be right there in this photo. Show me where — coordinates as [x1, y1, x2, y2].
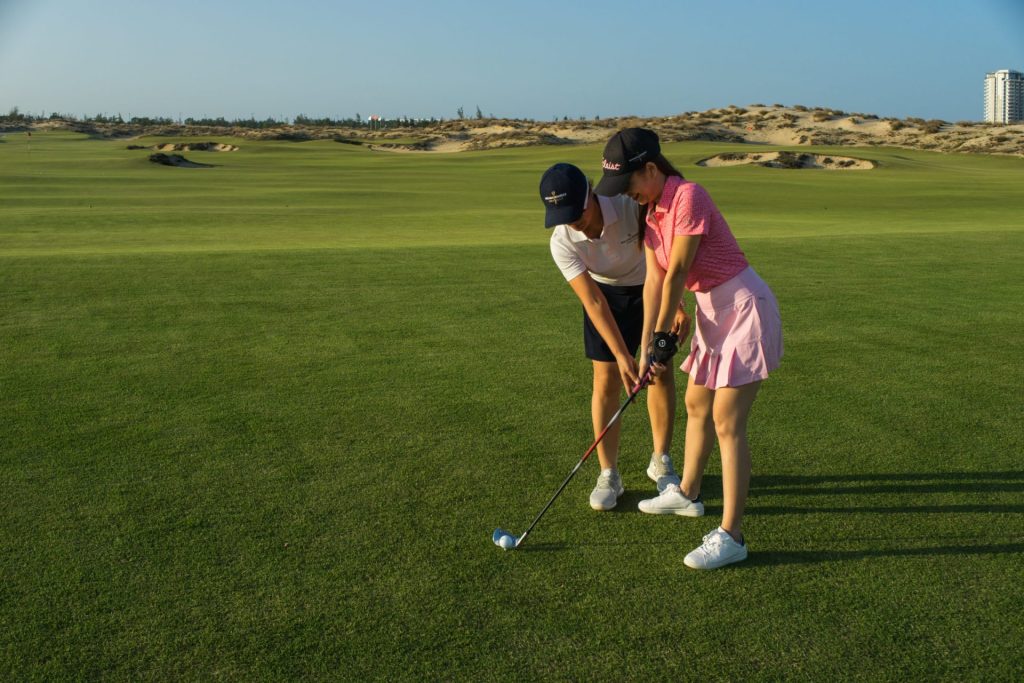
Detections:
[595, 128, 783, 570]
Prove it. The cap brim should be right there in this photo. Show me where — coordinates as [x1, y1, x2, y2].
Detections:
[594, 172, 631, 197]
[544, 204, 582, 229]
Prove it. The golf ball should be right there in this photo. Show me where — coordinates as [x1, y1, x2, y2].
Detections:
[498, 535, 515, 550]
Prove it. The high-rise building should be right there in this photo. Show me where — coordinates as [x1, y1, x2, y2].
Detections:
[984, 70, 1024, 124]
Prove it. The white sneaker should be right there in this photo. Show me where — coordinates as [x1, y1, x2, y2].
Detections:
[589, 468, 624, 511]
[637, 484, 704, 516]
[647, 453, 681, 492]
[683, 527, 748, 570]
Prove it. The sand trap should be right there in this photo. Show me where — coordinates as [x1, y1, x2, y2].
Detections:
[369, 140, 468, 153]
[149, 153, 213, 168]
[135, 142, 238, 152]
[698, 151, 874, 170]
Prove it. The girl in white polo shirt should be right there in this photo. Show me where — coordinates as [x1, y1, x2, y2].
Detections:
[540, 163, 685, 510]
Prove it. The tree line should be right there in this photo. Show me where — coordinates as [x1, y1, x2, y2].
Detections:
[3, 107, 481, 129]
[3, 106, 600, 129]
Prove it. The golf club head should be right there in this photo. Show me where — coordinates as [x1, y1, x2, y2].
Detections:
[492, 528, 519, 550]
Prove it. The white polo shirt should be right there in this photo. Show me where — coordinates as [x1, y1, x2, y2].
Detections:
[549, 194, 645, 286]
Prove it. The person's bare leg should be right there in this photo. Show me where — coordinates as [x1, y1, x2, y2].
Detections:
[645, 364, 675, 457]
[713, 381, 762, 540]
[681, 374, 716, 500]
[592, 361, 624, 471]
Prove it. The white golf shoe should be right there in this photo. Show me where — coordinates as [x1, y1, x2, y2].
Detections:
[683, 527, 748, 570]
[589, 468, 624, 511]
[647, 453, 681, 492]
[637, 483, 704, 516]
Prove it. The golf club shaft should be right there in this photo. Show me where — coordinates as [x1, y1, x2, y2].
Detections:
[517, 367, 653, 546]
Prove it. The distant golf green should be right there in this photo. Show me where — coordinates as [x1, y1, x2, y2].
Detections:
[2, 133, 1022, 680]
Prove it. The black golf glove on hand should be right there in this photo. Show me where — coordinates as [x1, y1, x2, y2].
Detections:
[649, 331, 679, 364]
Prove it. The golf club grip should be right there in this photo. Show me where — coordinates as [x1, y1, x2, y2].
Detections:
[517, 367, 653, 545]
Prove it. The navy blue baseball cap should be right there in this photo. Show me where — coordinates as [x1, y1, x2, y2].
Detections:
[595, 128, 661, 196]
[539, 163, 589, 228]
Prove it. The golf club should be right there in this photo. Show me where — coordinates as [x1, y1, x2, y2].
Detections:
[492, 366, 654, 551]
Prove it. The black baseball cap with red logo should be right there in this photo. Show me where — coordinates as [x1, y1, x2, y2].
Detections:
[539, 163, 589, 228]
[594, 128, 661, 197]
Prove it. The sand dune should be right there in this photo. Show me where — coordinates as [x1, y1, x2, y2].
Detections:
[698, 151, 874, 170]
[152, 142, 238, 152]
[33, 106, 1024, 157]
[352, 107, 1022, 156]
[127, 141, 238, 152]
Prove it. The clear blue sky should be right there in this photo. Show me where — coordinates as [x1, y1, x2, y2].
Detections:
[1, 0, 1022, 122]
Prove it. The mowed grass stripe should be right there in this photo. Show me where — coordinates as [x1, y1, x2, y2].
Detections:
[3, 134, 1024, 257]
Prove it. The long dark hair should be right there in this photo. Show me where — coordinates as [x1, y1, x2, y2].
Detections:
[636, 154, 685, 249]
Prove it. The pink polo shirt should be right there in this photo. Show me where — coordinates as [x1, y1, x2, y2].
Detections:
[644, 176, 748, 292]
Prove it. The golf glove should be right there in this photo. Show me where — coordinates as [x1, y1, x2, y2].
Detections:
[649, 331, 678, 364]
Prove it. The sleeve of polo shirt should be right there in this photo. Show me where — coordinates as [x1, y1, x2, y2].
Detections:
[550, 232, 588, 282]
[672, 183, 713, 237]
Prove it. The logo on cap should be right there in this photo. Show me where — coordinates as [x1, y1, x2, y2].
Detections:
[545, 191, 568, 205]
[602, 159, 622, 171]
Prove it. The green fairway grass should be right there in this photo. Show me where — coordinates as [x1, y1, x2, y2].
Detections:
[2, 134, 1023, 680]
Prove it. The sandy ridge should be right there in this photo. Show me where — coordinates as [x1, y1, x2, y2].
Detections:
[699, 151, 874, 170]
[24, 105, 1024, 156]
[127, 142, 239, 152]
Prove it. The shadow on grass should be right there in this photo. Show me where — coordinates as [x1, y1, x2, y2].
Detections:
[748, 542, 1024, 566]
[603, 472, 1024, 516]
[517, 470, 1024, 561]
[736, 471, 1024, 566]
[607, 491, 726, 516]
[750, 503, 1024, 515]
[609, 491, 661, 512]
[757, 471, 1024, 484]
[752, 470, 1024, 499]
[758, 482, 1024, 495]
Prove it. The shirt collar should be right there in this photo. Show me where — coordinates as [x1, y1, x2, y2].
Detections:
[654, 175, 684, 214]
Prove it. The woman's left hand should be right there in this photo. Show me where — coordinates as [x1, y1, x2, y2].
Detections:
[639, 352, 664, 381]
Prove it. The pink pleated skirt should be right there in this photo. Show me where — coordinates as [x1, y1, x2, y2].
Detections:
[680, 266, 783, 389]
